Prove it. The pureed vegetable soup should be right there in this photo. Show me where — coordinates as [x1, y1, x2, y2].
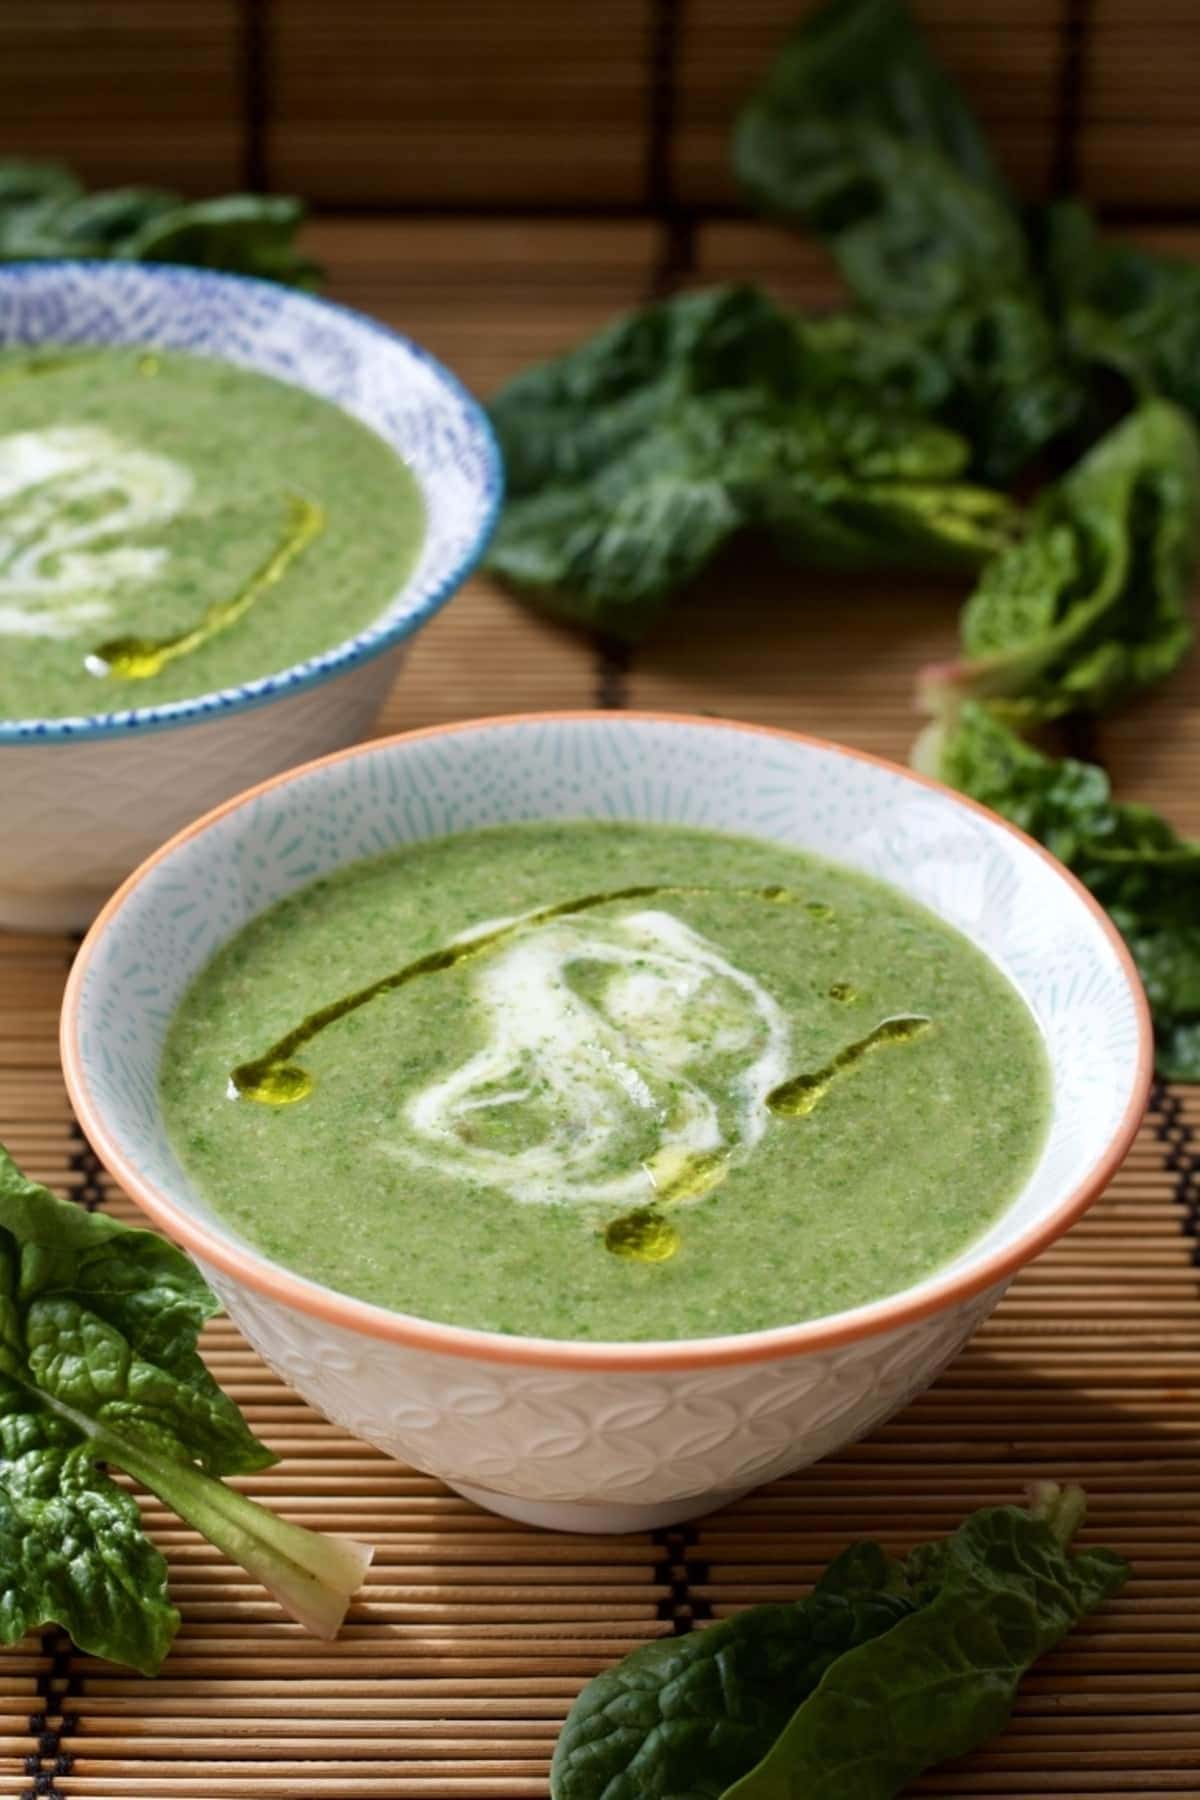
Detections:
[0, 347, 424, 719]
[161, 821, 1051, 1342]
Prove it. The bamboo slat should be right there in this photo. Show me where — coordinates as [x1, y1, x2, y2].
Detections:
[0, 1, 243, 194]
[2, 219, 1200, 1798]
[266, 0, 651, 207]
[1080, 2, 1200, 209]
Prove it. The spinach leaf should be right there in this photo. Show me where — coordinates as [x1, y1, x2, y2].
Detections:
[0, 157, 317, 286]
[923, 401, 1200, 723]
[0, 160, 86, 255]
[922, 702, 1200, 1078]
[122, 196, 321, 288]
[722, 1488, 1126, 1799]
[796, 313, 958, 420]
[490, 285, 808, 501]
[486, 285, 1016, 636]
[552, 1488, 1124, 1800]
[0, 1146, 372, 1673]
[733, 0, 1016, 301]
[732, 0, 1081, 481]
[1043, 202, 1200, 423]
[1, 1391, 181, 1677]
[551, 1545, 913, 1800]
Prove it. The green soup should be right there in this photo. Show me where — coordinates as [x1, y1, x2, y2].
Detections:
[0, 346, 424, 720]
[161, 821, 1051, 1342]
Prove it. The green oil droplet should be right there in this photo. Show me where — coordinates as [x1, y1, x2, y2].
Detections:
[605, 1208, 680, 1262]
[828, 981, 858, 1003]
[91, 638, 171, 681]
[768, 1014, 931, 1118]
[88, 493, 324, 681]
[806, 901, 834, 922]
[136, 352, 162, 378]
[231, 1061, 313, 1107]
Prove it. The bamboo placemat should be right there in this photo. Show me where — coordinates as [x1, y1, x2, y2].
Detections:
[7, 1, 1198, 217]
[2, 222, 1199, 1797]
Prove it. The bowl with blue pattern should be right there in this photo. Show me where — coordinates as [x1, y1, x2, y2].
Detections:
[62, 712, 1152, 1533]
[0, 260, 501, 932]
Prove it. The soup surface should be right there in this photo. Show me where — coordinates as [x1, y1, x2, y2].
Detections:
[0, 346, 424, 719]
[161, 821, 1051, 1341]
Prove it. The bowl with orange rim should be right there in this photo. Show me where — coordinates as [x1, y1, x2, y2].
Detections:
[63, 712, 1151, 1532]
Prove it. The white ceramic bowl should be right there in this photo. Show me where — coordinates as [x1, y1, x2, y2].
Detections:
[0, 261, 501, 932]
[63, 714, 1151, 1533]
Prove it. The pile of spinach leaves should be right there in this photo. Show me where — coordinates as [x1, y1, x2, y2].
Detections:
[486, 0, 1200, 1080]
[551, 1483, 1126, 1800]
[488, 0, 1200, 641]
[0, 1146, 371, 1674]
[0, 158, 317, 286]
[488, 284, 1016, 637]
[733, 0, 1080, 484]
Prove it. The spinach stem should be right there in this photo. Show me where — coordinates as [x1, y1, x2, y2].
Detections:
[97, 1429, 373, 1638]
[1027, 1480, 1087, 1545]
[30, 1380, 372, 1639]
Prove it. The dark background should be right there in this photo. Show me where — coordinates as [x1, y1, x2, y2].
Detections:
[0, 1, 1190, 220]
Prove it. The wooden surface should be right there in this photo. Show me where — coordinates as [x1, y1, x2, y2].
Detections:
[1, 1, 1198, 213]
[267, 0, 652, 207]
[2, 218, 1200, 1796]
[1079, 1, 1200, 210]
[0, 2, 244, 195]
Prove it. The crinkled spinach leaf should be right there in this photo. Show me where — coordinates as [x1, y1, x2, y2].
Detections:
[486, 285, 1015, 636]
[922, 702, 1200, 1079]
[0, 157, 317, 286]
[552, 1488, 1125, 1800]
[732, 0, 1081, 481]
[923, 400, 1200, 723]
[722, 1490, 1126, 1799]
[0, 1386, 180, 1675]
[0, 1146, 371, 1673]
[121, 195, 320, 287]
[551, 1545, 912, 1800]
[1043, 202, 1200, 423]
[492, 285, 807, 498]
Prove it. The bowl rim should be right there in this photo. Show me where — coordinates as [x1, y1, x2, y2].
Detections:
[62, 710, 1154, 1373]
[0, 259, 503, 746]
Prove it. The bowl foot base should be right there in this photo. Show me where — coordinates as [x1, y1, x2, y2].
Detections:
[446, 1479, 753, 1534]
[0, 887, 109, 934]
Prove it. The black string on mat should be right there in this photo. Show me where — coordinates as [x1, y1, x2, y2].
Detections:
[21, 1633, 77, 1800]
[1150, 1081, 1200, 1250]
[654, 1524, 712, 1636]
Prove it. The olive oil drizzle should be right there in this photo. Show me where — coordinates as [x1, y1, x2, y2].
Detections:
[603, 1146, 730, 1262]
[229, 883, 931, 1269]
[0, 348, 162, 387]
[766, 1014, 931, 1118]
[230, 881, 802, 1107]
[604, 1017, 931, 1262]
[86, 492, 324, 681]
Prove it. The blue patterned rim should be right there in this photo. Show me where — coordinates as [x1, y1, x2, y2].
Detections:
[0, 261, 504, 746]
